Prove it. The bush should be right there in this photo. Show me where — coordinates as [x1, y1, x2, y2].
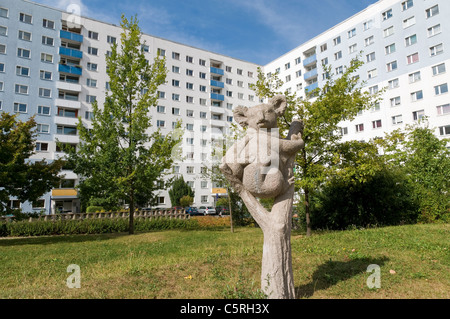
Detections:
[86, 206, 105, 213]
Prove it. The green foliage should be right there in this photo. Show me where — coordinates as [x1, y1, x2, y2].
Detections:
[86, 206, 105, 213]
[65, 16, 181, 232]
[0, 113, 63, 214]
[375, 122, 450, 223]
[168, 176, 194, 207]
[311, 167, 419, 230]
[179, 195, 193, 207]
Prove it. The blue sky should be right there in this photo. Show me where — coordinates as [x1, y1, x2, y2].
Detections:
[34, 0, 379, 65]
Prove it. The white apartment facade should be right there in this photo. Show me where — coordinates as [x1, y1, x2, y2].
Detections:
[264, 0, 450, 143]
[1, 0, 449, 214]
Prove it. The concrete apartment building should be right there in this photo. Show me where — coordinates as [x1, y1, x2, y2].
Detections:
[1, 0, 449, 214]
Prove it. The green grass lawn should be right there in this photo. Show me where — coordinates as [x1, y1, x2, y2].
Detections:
[0, 223, 448, 299]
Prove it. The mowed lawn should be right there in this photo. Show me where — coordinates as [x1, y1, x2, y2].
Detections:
[0, 223, 448, 299]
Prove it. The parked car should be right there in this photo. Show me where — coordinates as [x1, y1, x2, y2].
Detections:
[198, 206, 217, 215]
[217, 206, 229, 215]
[172, 206, 184, 211]
[185, 207, 202, 216]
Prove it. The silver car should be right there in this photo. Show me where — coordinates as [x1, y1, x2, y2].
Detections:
[198, 206, 217, 215]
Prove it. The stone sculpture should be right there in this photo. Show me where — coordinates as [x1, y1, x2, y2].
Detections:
[220, 95, 304, 299]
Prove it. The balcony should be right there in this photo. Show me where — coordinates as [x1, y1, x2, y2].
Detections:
[210, 80, 224, 88]
[60, 30, 83, 43]
[304, 68, 318, 81]
[305, 82, 319, 93]
[303, 54, 317, 67]
[56, 81, 81, 92]
[59, 47, 83, 59]
[211, 93, 225, 101]
[54, 116, 79, 126]
[210, 120, 226, 127]
[210, 67, 224, 75]
[55, 99, 81, 109]
[59, 64, 82, 76]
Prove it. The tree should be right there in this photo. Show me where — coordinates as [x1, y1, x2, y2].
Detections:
[179, 195, 194, 207]
[67, 15, 180, 234]
[251, 57, 382, 236]
[168, 176, 194, 207]
[0, 113, 63, 214]
[375, 122, 450, 223]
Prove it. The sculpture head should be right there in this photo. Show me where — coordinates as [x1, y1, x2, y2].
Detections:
[233, 95, 287, 130]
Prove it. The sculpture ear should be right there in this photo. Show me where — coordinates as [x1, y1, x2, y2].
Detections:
[233, 106, 249, 127]
[270, 95, 287, 117]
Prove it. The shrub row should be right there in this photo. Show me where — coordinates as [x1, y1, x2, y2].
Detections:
[0, 217, 205, 237]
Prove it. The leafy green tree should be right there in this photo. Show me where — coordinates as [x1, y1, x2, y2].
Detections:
[251, 57, 383, 236]
[168, 176, 194, 207]
[0, 113, 63, 214]
[179, 195, 194, 207]
[376, 122, 450, 223]
[67, 15, 180, 234]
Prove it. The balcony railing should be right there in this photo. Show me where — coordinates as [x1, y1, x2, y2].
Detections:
[303, 54, 317, 67]
[60, 30, 83, 43]
[59, 64, 82, 76]
[305, 82, 319, 93]
[210, 67, 224, 75]
[304, 68, 318, 81]
[210, 80, 224, 88]
[59, 47, 83, 59]
[210, 93, 225, 101]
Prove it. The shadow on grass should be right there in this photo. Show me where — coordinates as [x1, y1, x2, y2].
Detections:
[296, 256, 389, 298]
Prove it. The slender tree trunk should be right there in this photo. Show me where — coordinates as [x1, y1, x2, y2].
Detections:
[227, 188, 234, 233]
[304, 188, 311, 237]
[129, 188, 135, 235]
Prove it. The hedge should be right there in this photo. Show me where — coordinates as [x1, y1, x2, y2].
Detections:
[0, 217, 203, 237]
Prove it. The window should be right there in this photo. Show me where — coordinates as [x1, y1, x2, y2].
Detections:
[320, 43, 327, 52]
[172, 94, 180, 101]
[38, 105, 51, 115]
[57, 107, 77, 118]
[0, 82, 3, 91]
[86, 95, 96, 103]
[402, 0, 413, 11]
[172, 66, 180, 74]
[407, 53, 419, 64]
[413, 110, 424, 121]
[409, 71, 421, 83]
[17, 48, 31, 58]
[0, 44, 5, 54]
[201, 196, 208, 204]
[286, 75, 291, 82]
[37, 124, 50, 134]
[43, 19, 55, 29]
[186, 109, 193, 117]
[237, 69, 243, 75]
[172, 107, 180, 115]
[388, 78, 399, 89]
[16, 66, 30, 77]
[340, 127, 348, 136]
[333, 36, 341, 46]
[35, 143, 48, 152]
[39, 88, 51, 98]
[19, 13, 32, 24]
[392, 115, 403, 125]
[366, 52, 376, 63]
[199, 72, 206, 79]
[59, 91, 79, 101]
[411, 90, 423, 101]
[88, 31, 98, 40]
[106, 35, 116, 44]
[172, 52, 180, 60]
[365, 36, 374, 47]
[42, 36, 54, 46]
[437, 104, 450, 116]
[335, 66, 343, 74]
[403, 16, 415, 28]
[87, 62, 98, 71]
[428, 24, 441, 37]
[18, 30, 31, 41]
[405, 34, 417, 46]
[186, 55, 193, 63]
[390, 96, 401, 107]
[15, 84, 28, 95]
[385, 43, 396, 55]
[435, 83, 448, 95]
[438, 125, 450, 136]
[372, 120, 382, 129]
[382, 9, 393, 20]
[363, 20, 373, 31]
[199, 85, 206, 92]
[0, 63, 4, 73]
[186, 69, 193, 76]
[156, 120, 165, 128]
[186, 166, 194, 173]
[426, 5, 439, 18]
[296, 70, 302, 78]
[355, 124, 364, 132]
[87, 47, 98, 56]
[285, 62, 290, 70]
[348, 28, 356, 38]
[158, 91, 166, 99]
[383, 26, 394, 37]
[186, 123, 193, 131]
[156, 105, 165, 113]
[0, 25, 7, 37]
[335, 51, 342, 60]
[349, 44, 357, 54]
[41, 53, 53, 63]
[40, 70, 52, 80]
[14, 102, 27, 113]
[387, 61, 397, 72]
[430, 44, 443, 56]
[369, 85, 379, 94]
[432, 63, 446, 76]
[200, 111, 207, 119]
[172, 79, 180, 87]
[372, 102, 380, 112]
[295, 57, 301, 65]
[0, 8, 8, 18]
[157, 48, 165, 57]
[199, 59, 206, 66]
